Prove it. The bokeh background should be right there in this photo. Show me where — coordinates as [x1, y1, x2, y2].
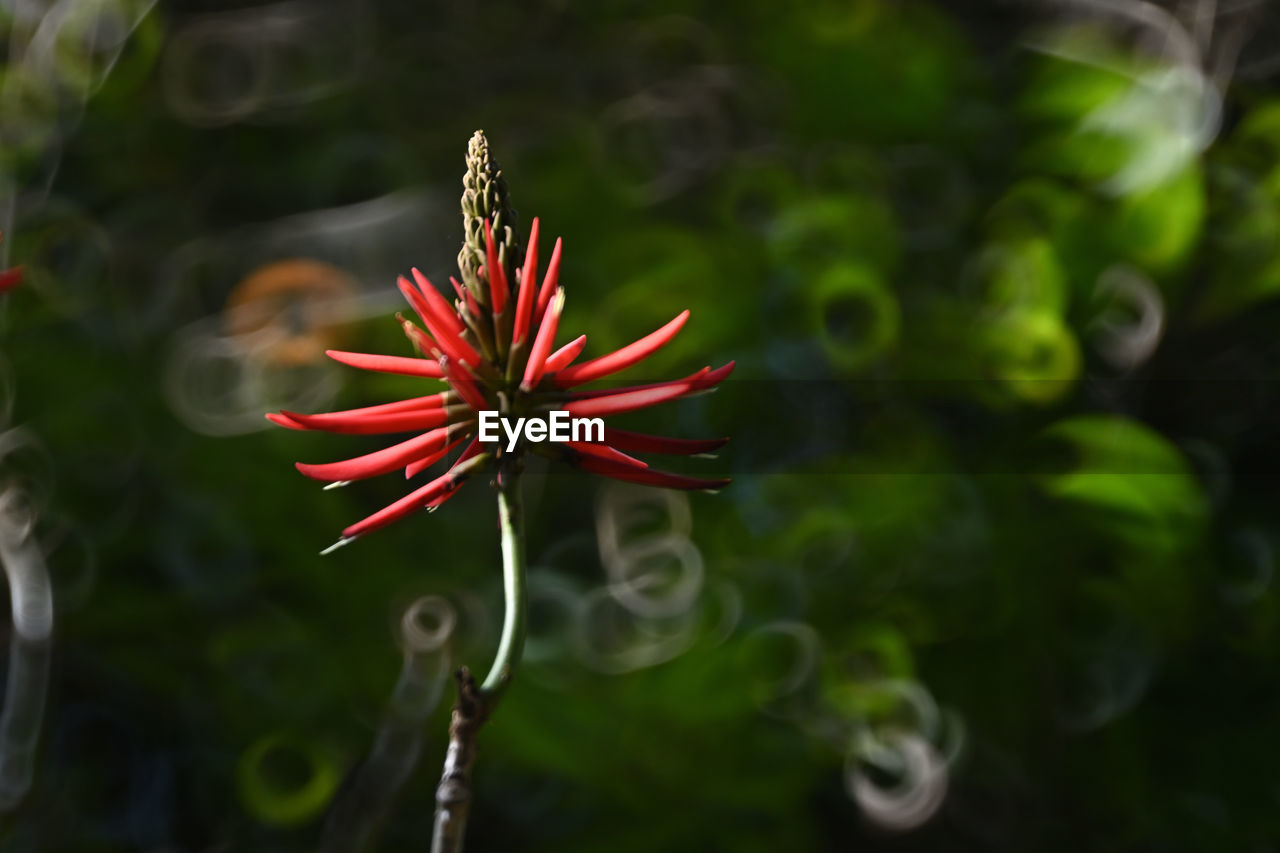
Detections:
[5, 0, 1280, 849]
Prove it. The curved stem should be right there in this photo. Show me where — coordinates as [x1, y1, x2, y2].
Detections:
[431, 471, 526, 853]
[481, 477, 526, 696]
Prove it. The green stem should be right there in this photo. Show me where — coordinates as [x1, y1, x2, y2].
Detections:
[481, 474, 526, 695]
[431, 470, 526, 853]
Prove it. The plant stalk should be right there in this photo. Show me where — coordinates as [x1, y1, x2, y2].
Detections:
[430, 471, 525, 853]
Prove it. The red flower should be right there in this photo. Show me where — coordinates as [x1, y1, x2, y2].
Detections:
[269, 217, 732, 549]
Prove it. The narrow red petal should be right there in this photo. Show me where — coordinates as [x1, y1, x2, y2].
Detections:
[399, 315, 437, 356]
[308, 394, 450, 419]
[437, 354, 489, 412]
[399, 293, 482, 369]
[410, 269, 468, 338]
[544, 335, 587, 373]
[512, 217, 539, 345]
[568, 361, 735, 400]
[534, 237, 562, 325]
[347, 394, 450, 414]
[563, 361, 733, 418]
[563, 382, 694, 418]
[564, 441, 648, 468]
[405, 435, 468, 479]
[602, 427, 729, 456]
[574, 455, 730, 491]
[483, 219, 508, 314]
[449, 276, 483, 320]
[398, 275, 438, 333]
[279, 404, 471, 435]
[425, 487, 463, 510]
[267, 412, 304, 429]
[521, 288, 565, 391]
[340, 444, 491, 537]
[269, 395, 449, 431]
[342, 478, 455, 537]
[452, 436, 484, 466]
[686, 360, 735, 390]
[424, 438, 484, 505]
[325, 350, 443, 378]
[566, 367, 710, 401]
[553, 310, 690, 388]
[295, 424, 464, 482]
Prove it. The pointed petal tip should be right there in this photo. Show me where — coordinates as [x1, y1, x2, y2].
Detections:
[295, 461, 323, 480]
[553, 308, 692, 387]
[410, 267, 436, 293]
[266, 412, 301, 429]
[320, 536, 356, 556]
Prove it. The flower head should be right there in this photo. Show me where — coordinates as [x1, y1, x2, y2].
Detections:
[269, 132, 732, 551]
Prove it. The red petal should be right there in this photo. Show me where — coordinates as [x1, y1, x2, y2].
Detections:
[520, 288, 565, 391]
[451, 276, 484, 318]
[425, 487, 463, 510]
[563, 362, 733, 418]
[564, 441, 648, 468]
[398, 289, 482, 369]
[544, 335, 587, 373]
[268, 395, 449, 431]
[296, 424, 465, 482]
[437, 354, 490, 412]
[314, 394, 450, 418]
[688, 360, 735, 390]
[602, 427, 729, 456]
[410, 269, 468, 338]
[563, 383, 692, 419]
[553, 310, 690, 388]
[405, 435, 468, 479]
[453, 436, 484, 466]
[325, 350, 443, 378]
[397, 276, 438, 334]
[574, 455, 730, 491]
[279, 404, 472, 435]
[483, 219, 509, 314]
[568, 361, 735, 400]
[566, 366, 709, 400]
[266, 412, 304, 429]
[534, 237, 562, 325]
[341, 450, 490, 538]
[512, 217, 539, 345]
[399, 315, 436, 356]
[425, 438, 484, 505]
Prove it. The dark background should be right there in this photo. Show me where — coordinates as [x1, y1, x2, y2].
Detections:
[4, 0, 1280, 850]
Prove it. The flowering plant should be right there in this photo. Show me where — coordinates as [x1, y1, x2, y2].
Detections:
[269, 132, 730, 852]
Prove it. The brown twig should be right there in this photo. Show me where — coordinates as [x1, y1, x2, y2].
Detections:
[431, 668, 489, 853]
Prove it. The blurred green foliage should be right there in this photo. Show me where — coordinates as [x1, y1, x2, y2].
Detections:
[5, 0, 1280, 851]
